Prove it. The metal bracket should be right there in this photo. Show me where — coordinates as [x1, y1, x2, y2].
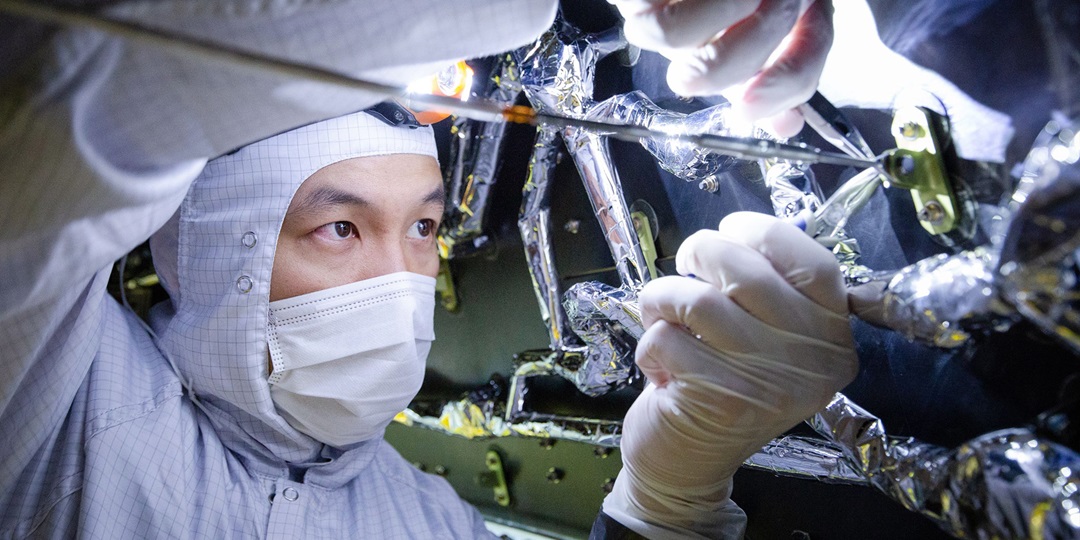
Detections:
[883, 106, 964, 238]
[435, 258, 460, 312]
[630, 204, 659, 281]
[475, 448, 511, 507]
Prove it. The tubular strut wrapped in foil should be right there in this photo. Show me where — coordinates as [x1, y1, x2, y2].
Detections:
[811, 393, 1080, 538]
[438, 55, 520, 260]
[514, 15, 652, 395]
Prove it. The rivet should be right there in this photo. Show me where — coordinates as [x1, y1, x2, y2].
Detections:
[236, 275, 253, 293]
[433, 465, 449, 477]
[241, 231, 258, 248]
[282, 487, 299, 501]
[698, 176, 720, 193]
[545, 467, 564, 484]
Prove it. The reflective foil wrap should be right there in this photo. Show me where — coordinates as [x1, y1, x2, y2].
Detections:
[397, 368, 622, 447]
[512, 15, 653, 396]
[814, 168, 883, 240]
[764, 161, 822, 219]
[519, 124, 578, 349]
[743, 435, 867, 485]
[996, 115, 1080, 354]
[514, 16, 625, 118]
[439, 56, 521, 259]
[561, 281, 644, 396]
[811, 393, 1080, 538]
[562, 125, 653, 288]
[585, 90, 748, 183]
[882, 247, 1014, 348]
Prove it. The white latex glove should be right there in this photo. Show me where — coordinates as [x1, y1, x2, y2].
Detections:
[603, 212, 858, 539]
[610, 0, 835, 136]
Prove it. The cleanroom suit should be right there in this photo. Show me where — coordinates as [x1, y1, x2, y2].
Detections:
[0, 1, 559, 536]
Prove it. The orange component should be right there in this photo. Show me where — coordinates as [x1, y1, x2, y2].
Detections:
[406, 61, 474, 125]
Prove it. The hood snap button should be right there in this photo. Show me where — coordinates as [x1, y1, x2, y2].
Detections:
[282, 487, 299, 501]
[236, 275, 253, 293]
[241, 231, 258, 248]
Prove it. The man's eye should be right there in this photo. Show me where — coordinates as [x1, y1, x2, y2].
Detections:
[407, 219, 436, 239]
[315, 221, 356, 241]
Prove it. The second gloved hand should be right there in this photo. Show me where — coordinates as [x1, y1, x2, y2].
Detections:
[610, 0, 835, 136]
[604, 212, 858, 539]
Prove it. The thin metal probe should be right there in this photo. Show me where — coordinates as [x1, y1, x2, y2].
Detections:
[0, 0, 885, 172]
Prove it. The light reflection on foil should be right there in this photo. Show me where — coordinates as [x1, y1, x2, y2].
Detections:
[996, 114, 1080, 355]
[811, 393, 1080, 538]
[512, 15, 651, 395]
[765, 161, 822, 219]
[562, 281, 644, 396]
[438, 55, 521, 260]
[519, 124, 579, 350]
[882, 247, 1014, 347]
[584, 90, 747, 184]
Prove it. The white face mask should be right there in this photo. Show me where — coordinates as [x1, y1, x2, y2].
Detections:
[266, 271, 436, 447]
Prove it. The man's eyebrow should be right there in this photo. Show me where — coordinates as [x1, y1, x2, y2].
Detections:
[289, 186, 370, 218]
[420, 185, 446, 207]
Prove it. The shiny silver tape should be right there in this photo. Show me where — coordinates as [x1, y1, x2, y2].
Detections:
[882, 246, 1014, 348]
[561, 281, 644, 396]
[996, 114, 1080, 355]
[439, 56, 520, 260]
[764, 160, 822, 219]
[562, 125, 653, 288]
[519, 124, 579, 350]
[515, 15, 625, 118]
[811, 393, 1080, 538]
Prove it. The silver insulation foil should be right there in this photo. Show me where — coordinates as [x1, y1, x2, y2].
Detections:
[584, 90, 744, 183]
[765, 160, 822, 219]
[881, 247, 1014, 347]
[996, 114, 1080, 355]
[519, 124, 579, 350]
[439, 55, 521, 259]
[561, 125, 653, 288]
[811, 393, 1080, 538]
[561, 281, 644, 396]
[512, 15, 651, 395]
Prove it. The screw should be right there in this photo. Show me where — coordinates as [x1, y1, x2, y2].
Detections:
[545, 467, 564, 484]
[593, 447, 612, 459]
[698, 176, 720, 193]
[433, 465, 449, 477]
[917, 201, 947, 226]
[538, 438, 556, 450]
[412, 462, 427, 472]
[899, 121, 923, 140]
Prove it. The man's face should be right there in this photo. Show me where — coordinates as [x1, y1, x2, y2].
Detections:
[271, 154, 444, 301]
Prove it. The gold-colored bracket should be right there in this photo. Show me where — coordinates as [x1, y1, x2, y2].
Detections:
[631, 209, 659, 280]
[475, 449, 511, 507]
[882, 106, 961, 237]
[435, 258, 460, 312]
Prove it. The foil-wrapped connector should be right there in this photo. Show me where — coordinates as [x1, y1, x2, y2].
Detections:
[812, 394, 1080, 539]
[561, 281, 644, 396]
[882, 247, 1014, 347]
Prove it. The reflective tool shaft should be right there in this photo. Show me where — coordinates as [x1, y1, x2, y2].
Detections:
[0, 0, 882, 171]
